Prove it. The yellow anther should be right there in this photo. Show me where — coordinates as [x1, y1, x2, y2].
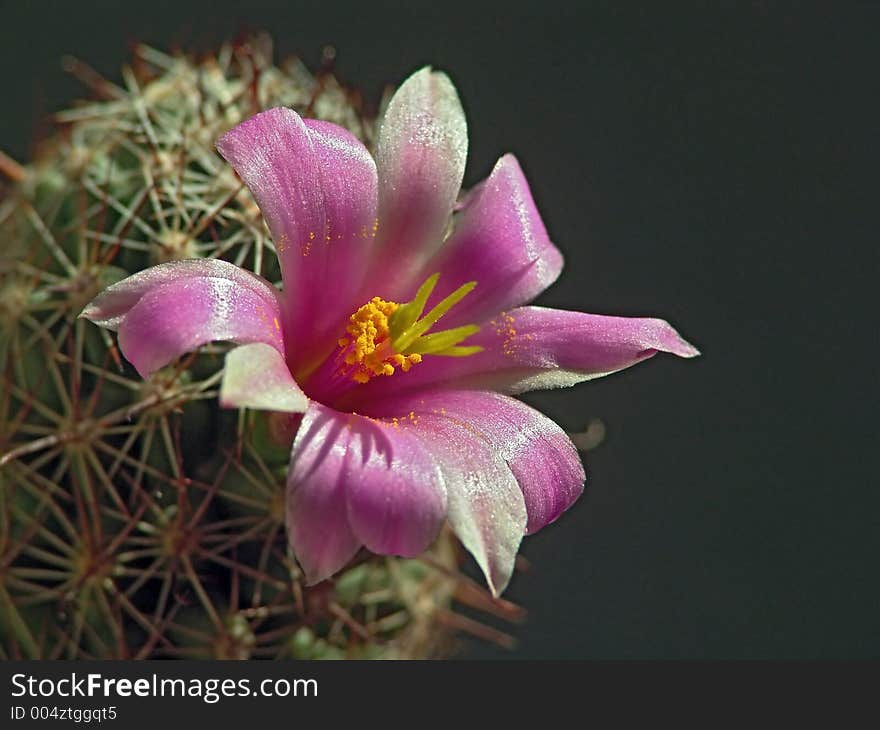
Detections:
[337, 275, 481, 384]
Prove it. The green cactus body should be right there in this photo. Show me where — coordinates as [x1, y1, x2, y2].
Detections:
[0, 37, 518, 659]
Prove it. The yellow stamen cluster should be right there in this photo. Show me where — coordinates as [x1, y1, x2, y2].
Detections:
[337, 297, 422, 383]
[336, 274, 483, 384]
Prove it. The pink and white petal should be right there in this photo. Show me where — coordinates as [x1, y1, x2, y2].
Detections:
[216, 108, 324, 342]
[423, 154, 563, 327]
[287, 403, 447, 584]
[372, 67, 468, 298]
[361, 393, 527, 595]
[287, 405, 361, 584]
[371, 390, 584, 535]
[219, 343, 308, 413]
[80, 258, 279, 331]
[409, 413, 526, 597]
[349, 306, 699, 404]
[117, 276, 284, 378]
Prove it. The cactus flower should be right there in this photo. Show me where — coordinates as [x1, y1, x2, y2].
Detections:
[81, 67, 698, 595]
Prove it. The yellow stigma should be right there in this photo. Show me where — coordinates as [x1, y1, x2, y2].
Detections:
[337, 274, 483, 383]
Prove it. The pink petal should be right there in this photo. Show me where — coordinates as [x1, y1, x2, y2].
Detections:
[361, 391, 527, 595]
[301, 120, 379, 343]
[217, 109, 377, 347]
[371, 390, 584, 535]
[115, 276, 284, 378]
[408, 412, 526, 597]
[286, 402, 447, 584]
[215, 108, 322, 303]
[341, 419, 447, 559]
[423, 154, 563, 327]
[474, 307, 701, 393]
[371, 67, 468, 299]
[80, 258, 280, 331]
[286, 405, 360, 584]
[219, 343, 308, 413]
[350, 306, 699, 403]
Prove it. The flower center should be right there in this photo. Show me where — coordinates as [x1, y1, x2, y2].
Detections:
[336, 274, 482, 383]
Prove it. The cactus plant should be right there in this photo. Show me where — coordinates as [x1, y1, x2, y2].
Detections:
[0, 36, 526, 659]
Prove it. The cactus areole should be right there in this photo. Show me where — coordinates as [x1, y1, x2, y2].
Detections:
[81, 66, 698, 596]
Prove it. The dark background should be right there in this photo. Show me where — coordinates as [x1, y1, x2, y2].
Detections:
[1, 1, 874, 658]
